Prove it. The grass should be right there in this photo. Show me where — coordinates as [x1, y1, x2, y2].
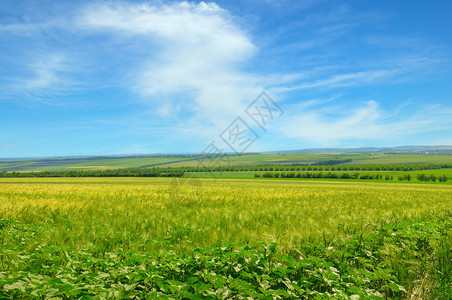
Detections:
[0, 157, 191, 172]
[1, 178, 451, 251]
[0, 177, 450, 298]
[3, 153, 452, 172]
[162, 153, 368, 168]
[62, 158, 188, 169]
[184, 168, 452, 183]
[345, 154, 452, 165]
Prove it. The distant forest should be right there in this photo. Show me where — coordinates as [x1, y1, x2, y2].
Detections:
[0, 168, 184, 178]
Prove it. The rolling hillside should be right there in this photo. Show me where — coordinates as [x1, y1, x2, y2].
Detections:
[1, 146, 452, 172]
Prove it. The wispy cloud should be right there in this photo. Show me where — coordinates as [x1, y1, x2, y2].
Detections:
[275, 99, 452, 147]
[2, 52, 83, 103]
[77, 1, 261, 128]
[271, 69, 397, 93]
[22, 53, 71, 90]
[0, 0, 450, 155]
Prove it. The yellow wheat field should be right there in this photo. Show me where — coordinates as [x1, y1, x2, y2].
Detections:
[0, 177, 451, 254]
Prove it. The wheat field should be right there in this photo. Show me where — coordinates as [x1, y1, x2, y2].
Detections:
[1, 177, 450, 253]
[0, 177, 451, 298]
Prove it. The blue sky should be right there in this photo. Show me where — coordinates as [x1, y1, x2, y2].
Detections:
[1, 0, 451, 158]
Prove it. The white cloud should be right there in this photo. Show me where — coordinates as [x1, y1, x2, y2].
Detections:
[276, 100, 451, 146]
[24, 53, 68, 90]
[78, 1, 261, 128]
[0, 23, 34, 33]
[3, 51, 80, 100]
[72, 1, 452, 147]
[1, 0, 450, 152]
[271, 69, 396, 93]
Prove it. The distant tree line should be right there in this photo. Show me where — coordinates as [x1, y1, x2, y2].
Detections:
[417, 174, 448, 182]
[255, 172, 390, 180]
[180, 163, 452, 173]
[254, 172, 448, 182]
[311, 159, 352, 166]
[0, 168, 184, 178]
